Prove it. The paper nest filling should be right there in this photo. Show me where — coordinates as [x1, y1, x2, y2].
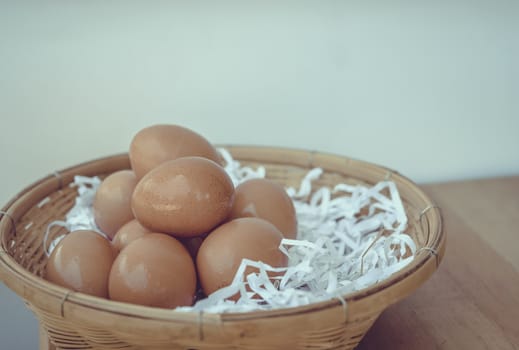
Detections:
[44, 148, 417, 313]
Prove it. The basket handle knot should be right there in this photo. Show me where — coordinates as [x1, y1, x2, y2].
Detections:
[52, 171, 64, 191]
[306, 150, 317, 168]
[418, 205, 441, 246]
[419, 205, 440, 219]
[59, 291, 74, 318]
[416, 247, 440, 268]
[0, 211, 16, 237]
[333, 295, 348, 324]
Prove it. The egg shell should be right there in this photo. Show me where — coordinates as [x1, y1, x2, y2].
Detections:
[129, 124, 221, 179]
[132, 157, 235, 237]
[228, 178, 298, 239]
[112, 219, 152, 252]
[196, 217, 287, 297]
[46, 230, 117, 298]
[108, 233, 196, 308]
[93, 170, 138, 238]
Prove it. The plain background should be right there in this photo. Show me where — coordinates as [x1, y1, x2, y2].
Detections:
[1, 1, 518, 349]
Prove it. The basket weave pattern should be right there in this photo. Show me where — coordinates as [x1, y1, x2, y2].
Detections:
[0, 147, 445, 350]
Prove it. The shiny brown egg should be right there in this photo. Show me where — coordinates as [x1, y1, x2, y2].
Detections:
[132, 157, 235, 237]
[93, 170, 138, 239]
[112, 219, 151, 252]
[46, 230, 117, 298]
[228, 178, 297, 239]
[129, 124, 221, 179]
[108, 233, 196, 308]
[196, 217, 288, 297]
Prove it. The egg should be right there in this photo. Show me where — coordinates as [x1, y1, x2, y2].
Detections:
[132, 157, 235, 237]
[196, 217, 288, 297]
[112, 219, 151, 252]
[108, 233, 196, 308]
[93, 170, 138, 238]
[46, 230, 117, 298]
[228, 178, 298, 239]
[129, 124, 221, 179]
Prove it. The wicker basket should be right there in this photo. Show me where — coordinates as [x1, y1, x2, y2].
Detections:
[0, 146, 445, 350]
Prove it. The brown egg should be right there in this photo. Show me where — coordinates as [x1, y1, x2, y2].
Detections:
[132, 157, 235, 237]
[93, 170, 138, 239]
[196, 217, 288, 297]
[46, 230, 117, 298]
[229, 178, 298, 239]
[129, 124, 221, 179]
[108, 233, 196, 308]
[112, 219, 151, 252]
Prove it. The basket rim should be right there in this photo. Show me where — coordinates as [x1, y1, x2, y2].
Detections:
[0, 145, 445, 324]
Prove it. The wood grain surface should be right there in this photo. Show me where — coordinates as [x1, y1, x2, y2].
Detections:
[358, 176, 519, 350]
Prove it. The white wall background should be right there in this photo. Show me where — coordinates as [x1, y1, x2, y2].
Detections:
[0, 1, 518, 347]
[1, 1, 518, 204]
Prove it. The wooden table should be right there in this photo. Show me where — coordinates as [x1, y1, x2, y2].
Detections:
[40, 176, 519, 349]
[359, 176, 519, 350]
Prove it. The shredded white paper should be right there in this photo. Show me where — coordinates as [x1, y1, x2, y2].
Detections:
[44, 148, 417, 313]
[43, 176, 105, 257]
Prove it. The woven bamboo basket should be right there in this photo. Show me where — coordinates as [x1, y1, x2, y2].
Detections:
[0, 146, 445, 350]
